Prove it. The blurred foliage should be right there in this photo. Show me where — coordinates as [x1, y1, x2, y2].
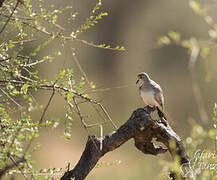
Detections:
[0, 0, 217, 179]
[158, 103, 217, 180]
[157, 1, 217, 179]
[0, 0, 123, 179]
[158, 0, 217, 62]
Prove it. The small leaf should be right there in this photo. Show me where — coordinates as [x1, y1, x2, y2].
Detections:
[21, 84, 30, 94]
[158, 36, 171, 45]
[168, 31, 181, 42]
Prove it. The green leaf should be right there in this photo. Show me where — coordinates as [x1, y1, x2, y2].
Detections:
[158, 36, 171, 45]
[21, 84, 30, 94]
[168, 31, 181, 42]
[61, 132, 71, 141]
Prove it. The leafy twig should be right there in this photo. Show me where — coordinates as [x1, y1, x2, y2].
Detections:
[0, 156, 26, 178]
[0, 0, 21, 35]
[8, 154, 28, 179]
[0, 79, 118, 129]
[75, 39, 125, 51]
[0, 87, 22, 108]
[23, 86, 55, 156]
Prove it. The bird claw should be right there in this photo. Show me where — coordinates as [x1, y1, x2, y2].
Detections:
[145, 105, 156, 112]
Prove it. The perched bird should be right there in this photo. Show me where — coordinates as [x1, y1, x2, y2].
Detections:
[136, 73, 172, 126]
[136, 72, 164, 111]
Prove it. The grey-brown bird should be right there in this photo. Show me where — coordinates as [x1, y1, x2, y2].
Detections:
[136, 72, 164, 112]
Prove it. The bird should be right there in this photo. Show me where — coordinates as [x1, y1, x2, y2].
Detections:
[136, 72, 164, 110]
[136, 72, 168, 124]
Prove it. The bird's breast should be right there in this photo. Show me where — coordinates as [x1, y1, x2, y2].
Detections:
[140, 91, 157, 106]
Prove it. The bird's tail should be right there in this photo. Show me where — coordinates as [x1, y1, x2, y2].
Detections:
[156, 106, 174, 126]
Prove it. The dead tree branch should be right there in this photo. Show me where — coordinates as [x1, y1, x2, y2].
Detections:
[60, 107, 189, 180]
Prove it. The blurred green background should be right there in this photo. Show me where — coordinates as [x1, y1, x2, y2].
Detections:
[26, 0, 217, 179]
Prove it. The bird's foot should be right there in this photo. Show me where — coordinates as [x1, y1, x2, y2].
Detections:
[145, 105, 156, 112]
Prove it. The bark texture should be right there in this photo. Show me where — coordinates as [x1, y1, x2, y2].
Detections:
[61, 107, 189, 180]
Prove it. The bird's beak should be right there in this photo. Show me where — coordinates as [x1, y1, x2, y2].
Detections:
[136, 79, 139, 84]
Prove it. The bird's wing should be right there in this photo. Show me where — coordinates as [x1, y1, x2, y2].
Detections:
[151, 80, 164, 109]
[150, 80, 163, 92]
[154, 92, 164, 110]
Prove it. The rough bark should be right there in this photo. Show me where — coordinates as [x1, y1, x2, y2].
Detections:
[60, 107, 189, 180]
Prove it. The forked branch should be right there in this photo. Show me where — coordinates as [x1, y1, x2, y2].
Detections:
[60, 107, 189, 180]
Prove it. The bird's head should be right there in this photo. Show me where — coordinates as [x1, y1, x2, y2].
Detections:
[136, 72, 150, 84]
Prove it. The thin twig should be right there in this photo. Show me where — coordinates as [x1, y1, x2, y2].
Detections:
[0, 79, 118, 128]
[67, 95, 101, 152]
[75, 38, 125, 51]
[39, 87, 55, 124]
[60, 92, 106, 128]
[0, 54, 47, 67]
[0, 59, 37, 83]
[9, 118, 24, 149]
[188, 44, 209, 124]
[8, 154, 27, 179]
[0, 12, 65, 31]
[72, 97, 87, 128]
[16, 86, 55, 180]
[23, 58, 48, 67]
[68, 97, 107, 128]
[0, 80, 99, 104]
[0, 80, 117, 125]
[0, 87, 22, 108]
[98, 103, 117, 129]
[0, 0, 20, 35]
[83, 84, 135, 94]
[0, 13, 34, 20]
[72, 53, 91, 86]
[23, 86, 55, 163]
[72, 52, 117, 129]
[0, 156, 25, 178]
[12, 38, 37, 44]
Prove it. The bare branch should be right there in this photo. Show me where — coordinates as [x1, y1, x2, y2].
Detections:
[72, 97, 88, 129]
[39, 88, 55, 124]
[60, 107, 189, 180]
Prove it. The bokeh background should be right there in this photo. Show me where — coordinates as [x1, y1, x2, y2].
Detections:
[27, 0, 217, 179]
